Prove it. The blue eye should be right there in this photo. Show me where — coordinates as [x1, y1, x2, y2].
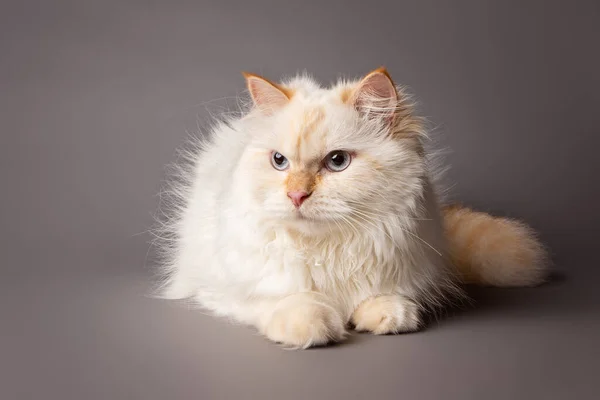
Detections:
[325, 150, 351, 172]
[271, 151, 289, 170]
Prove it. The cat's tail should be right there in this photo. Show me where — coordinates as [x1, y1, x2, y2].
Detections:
[442, 205, 549, 287]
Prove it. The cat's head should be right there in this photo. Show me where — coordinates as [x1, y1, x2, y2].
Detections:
[235, 68, 427, 233]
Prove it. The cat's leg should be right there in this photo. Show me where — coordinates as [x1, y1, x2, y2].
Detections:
[256, 292, 346, 348]
[350, 294, 421, 335]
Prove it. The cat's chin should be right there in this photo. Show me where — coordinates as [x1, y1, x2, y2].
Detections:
[268, 211, 324, 233]
[284, 213, 342, 235]
[261, 210, 336, 235]
[287, 212, 317, 225]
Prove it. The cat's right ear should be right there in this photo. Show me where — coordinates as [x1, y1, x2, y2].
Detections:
[348, 67, 398, 124]
[242, 72, 291, 115]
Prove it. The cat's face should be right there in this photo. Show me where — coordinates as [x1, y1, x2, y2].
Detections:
[237, 69, 425, 233]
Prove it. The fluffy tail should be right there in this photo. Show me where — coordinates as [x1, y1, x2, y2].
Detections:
[442, 205, 548, 287]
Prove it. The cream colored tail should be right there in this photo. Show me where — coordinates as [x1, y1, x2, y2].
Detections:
[442, 205, 548, 287]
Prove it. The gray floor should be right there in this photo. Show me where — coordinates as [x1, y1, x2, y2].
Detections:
[2, 1, 600, 399]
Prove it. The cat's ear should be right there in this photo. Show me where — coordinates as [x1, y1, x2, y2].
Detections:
[349, 67, 398, 123]
[243, 72, 292, 115]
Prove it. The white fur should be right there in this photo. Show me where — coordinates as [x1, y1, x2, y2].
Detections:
[155, 74, 460, 348]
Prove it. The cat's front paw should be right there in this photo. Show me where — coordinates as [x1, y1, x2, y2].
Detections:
[263, 293, 346, 349]
[351, 295, 421, 335]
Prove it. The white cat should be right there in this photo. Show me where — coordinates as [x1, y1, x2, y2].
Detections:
[154, 68, 547, 348]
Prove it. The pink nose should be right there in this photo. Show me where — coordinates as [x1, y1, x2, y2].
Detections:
[287, 191, 311, 208]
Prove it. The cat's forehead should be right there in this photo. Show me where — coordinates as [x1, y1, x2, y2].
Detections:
[287, 77, 353, 104]
[256, 76, 359, 162]
[275, 96, 352, 162]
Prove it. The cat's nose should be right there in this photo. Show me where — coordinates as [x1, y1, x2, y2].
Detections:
[287, 191, 311, 208]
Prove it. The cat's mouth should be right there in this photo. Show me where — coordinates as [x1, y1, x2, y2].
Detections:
[294, 210, 308, 220]
[292, 208, 317, 222]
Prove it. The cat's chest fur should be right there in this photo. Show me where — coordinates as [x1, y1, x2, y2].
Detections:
[218, 219, 402, 307]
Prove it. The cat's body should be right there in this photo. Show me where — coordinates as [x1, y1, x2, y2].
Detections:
[156, 68, 547, 348]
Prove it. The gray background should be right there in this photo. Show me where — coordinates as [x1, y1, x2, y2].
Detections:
[1, 0, 599, 399]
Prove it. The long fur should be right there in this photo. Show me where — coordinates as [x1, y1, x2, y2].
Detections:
[152, 70, 548, 348]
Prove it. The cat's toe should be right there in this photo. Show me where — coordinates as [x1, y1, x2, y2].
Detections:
[263, 295, 346, 348]
[351, 295, 421, 335]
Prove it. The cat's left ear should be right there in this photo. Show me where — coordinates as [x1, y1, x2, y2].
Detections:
[349, 67, 398, 123]
[243, 72, 292, 115]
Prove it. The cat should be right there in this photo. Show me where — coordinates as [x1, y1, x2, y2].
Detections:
[154, 67, 548, 348]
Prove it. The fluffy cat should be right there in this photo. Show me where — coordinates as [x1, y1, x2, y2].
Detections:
[154, 67, 548, 348]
